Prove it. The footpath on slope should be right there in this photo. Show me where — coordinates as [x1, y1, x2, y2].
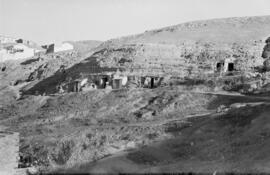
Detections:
[0, 126, 19, 175]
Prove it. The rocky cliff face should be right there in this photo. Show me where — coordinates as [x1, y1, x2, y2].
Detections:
[94, 41, 265, 78]
[2, 16, 269, 97]
[92, 16, 270, 78]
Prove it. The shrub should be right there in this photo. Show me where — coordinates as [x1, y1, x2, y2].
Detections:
[51, 140, 74, 165]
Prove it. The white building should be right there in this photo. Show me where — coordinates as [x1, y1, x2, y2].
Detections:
[0, 44, 35, 62]
[113, 71, 128, 86]
[0, 36, 16, 44]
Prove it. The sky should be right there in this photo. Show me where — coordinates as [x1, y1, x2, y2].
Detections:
[0, 0, 270, 44]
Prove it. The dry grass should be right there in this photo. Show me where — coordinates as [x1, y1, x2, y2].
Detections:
[1, 86, 268, 172]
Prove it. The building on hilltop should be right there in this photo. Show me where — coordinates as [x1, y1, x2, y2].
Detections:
[0, 43, 44, 62]
[42, 42, 74, 54]
[216, 57, 236, 73]
[0, 36, 17, 44]
[42, 44, 55, 54]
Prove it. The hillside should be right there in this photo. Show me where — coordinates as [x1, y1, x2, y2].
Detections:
[101, 15, 270, 46]
[84, 16, 269, 79]
[16, 16, 270, 97]
[66, 100, 270, 174]
[66, 40, 102, 55]
[0, 39, 102, 105]
[1, 15, 270, 174]
[2, 87, 270, 174]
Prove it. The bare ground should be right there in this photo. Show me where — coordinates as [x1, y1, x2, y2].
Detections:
[0, 86, 269, 173]
[62, 102, 270, 174]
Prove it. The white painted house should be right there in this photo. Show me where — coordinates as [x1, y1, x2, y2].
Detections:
[0, 36, 16, 44]
[0, 43, 35, 62]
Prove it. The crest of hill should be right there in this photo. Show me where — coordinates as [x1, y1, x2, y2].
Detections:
[101, 15, 270, 47]
[66, 40, 102, 54]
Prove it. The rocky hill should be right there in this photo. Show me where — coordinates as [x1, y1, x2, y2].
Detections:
[67, 40, 102, 55]
[0, 39, 102, 105]
[101, 15, 270, 46]
[90, 16, 270, 78]
[1, 16, 270, 174]
[13, 15, 270, 96]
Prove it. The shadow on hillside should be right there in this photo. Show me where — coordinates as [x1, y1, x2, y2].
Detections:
[20, 58, 40, 65]
[23, 55, 116, 95]
[124, 105, 269, 173]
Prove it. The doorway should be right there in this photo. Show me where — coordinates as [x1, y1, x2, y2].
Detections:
[228, 63, 234, 71]
[101, 77, 108, 88]
[216, 62, 224, 72]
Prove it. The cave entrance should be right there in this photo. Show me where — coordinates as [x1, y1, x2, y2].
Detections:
[102, 77, 108, 88]
[216, 62, 224, 72]
[1, 66, 6, 72]
[140, 77, 146, 87]
[73, 81, 80, 92]
[228, 63, 234, 71]
[150, 77, 154, 88]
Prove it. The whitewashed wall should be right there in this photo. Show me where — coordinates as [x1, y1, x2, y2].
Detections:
[0, 44, 35, 62]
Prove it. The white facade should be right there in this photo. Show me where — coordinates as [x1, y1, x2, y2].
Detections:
[223, 57, 236, 72]
[54, 43, 74, 53]
[0, 44, 35, 62]
[0, 36, 16, 44]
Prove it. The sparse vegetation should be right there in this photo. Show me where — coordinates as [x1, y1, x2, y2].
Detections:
[1, 16, 270, 174]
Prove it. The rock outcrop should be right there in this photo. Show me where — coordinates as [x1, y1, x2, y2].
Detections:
[94, 41, 265, 78]
[262, 37, 270, 71]
[92, 16, 270, 78]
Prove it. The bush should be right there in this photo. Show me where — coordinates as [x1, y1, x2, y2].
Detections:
[51, 140, 74, 165]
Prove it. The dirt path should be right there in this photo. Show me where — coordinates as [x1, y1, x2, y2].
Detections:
[126, 112, 214, 127]
[87, 112, 214, 130]
[0, 126, 19, 175]
[191, 90, 270, 101]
